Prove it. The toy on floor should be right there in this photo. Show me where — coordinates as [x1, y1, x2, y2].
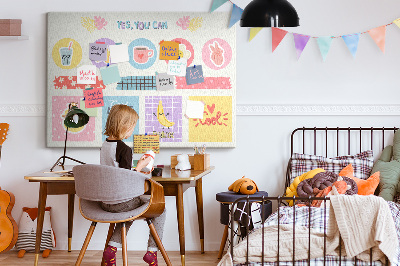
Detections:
[228, 176, 259, 195]
[15, 207, 55, 258]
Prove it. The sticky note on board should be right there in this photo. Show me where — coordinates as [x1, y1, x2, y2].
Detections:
[77, 65, 97, 84]
[100, 65, 121, 85]
[109, 44, 129, 63]
[185, 100, 205, 119]
[80, 99, 98, 116]
[186, 65, 204, 85]
[133, 134, 160, 154]
[84, 87, 104, 108]
[156, 73, 175, 91]
[159, 41, 179, 60]
[167, 58, 187, 77]
[89, 43, 107, 61]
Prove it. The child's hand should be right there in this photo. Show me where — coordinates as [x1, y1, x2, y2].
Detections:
[135, 155, 152, 173]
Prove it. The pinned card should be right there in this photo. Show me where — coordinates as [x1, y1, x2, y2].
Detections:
[156, 72, 175, 91]
[89, 42, 107, 61]
[80, 99, 98, 116]
[186, 65, 204, 85]
[100, 64, 121, 85]
[167, 58, 187, 77]
[77, 65, 97, 84]
[84, 87, 104, 108]
[185, 100, 205, 119]
[159, 41, 179, 60]
[109, 44, 129, 63]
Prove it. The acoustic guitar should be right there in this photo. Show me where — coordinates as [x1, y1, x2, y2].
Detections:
[0, 187, 18, 253]
[0, 123, 9, 163]
[0, 124, 17, 253]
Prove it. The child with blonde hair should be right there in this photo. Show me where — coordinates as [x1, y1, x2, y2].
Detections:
[100, 104, 166, 266]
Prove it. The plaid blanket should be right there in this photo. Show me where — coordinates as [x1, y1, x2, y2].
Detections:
[233, 201, 400, 266]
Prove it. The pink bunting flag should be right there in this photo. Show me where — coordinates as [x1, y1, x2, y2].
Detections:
[293, 33, 311, 60]
[272, 27, 288, 52]
[368, 25, 386, 53]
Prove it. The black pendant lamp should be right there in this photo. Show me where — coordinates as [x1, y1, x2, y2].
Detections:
[240, 0, 300, 27]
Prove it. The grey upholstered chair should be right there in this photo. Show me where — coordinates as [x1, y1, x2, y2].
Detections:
[73, 164, 171, 266]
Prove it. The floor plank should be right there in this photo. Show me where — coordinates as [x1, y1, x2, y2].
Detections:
[0, 250, 222, 265]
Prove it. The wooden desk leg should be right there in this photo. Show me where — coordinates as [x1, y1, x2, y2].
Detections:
[67, 194, 74, 252]
[34, 182, 48, 266]
[176, 184, 185, 266]
[195, 178, 205, 254]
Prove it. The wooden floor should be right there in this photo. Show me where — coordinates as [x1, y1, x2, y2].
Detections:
[0, 250, 222, 266]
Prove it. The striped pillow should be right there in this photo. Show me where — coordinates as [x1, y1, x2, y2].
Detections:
[289, 150, 374, 185]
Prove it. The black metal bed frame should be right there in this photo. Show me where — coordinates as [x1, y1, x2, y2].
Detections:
[229, 127, 398, 266]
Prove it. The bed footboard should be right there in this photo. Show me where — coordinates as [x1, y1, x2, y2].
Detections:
[228, 196, 389, 266]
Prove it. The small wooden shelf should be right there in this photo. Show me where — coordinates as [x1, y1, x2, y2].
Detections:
[0, 35, 28, 40]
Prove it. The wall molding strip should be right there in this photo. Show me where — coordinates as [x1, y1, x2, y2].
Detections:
[0, 104, 46, 117]
[1, 104, 400, 117]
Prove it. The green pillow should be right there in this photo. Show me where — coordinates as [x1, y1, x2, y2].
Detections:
[372, 130, 400, 201]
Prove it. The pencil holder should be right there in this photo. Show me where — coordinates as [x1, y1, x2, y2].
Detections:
[193, 154, 210, 171]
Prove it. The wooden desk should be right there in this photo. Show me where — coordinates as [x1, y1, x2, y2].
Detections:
[25, 165, 214, 266]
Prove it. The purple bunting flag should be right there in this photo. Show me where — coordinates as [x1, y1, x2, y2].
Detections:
[293, 33, 311, 60]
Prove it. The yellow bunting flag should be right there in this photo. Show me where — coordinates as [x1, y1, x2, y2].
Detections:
[368, 25, 386, 53]
[393, 18, 400, 29]
[249, 28, 263, 42]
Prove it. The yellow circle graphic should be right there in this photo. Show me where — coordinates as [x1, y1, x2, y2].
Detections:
[52, 38, 82, 69]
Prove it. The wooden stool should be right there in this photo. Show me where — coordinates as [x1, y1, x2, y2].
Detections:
[215, 191, 272, 259]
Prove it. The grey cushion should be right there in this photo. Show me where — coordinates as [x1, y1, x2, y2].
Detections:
[80, 199, 150, 222]
[73, 164, 148, 203]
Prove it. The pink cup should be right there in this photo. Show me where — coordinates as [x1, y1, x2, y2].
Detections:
[134, 46, 154, 64]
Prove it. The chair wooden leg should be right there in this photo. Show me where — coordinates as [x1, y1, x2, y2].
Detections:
[218, 225, 229, 259]
[121, 223, 128, 266]
[147, 220, 172, 266]
[101, 223, 115, 266]
[75, 222, 97, 266]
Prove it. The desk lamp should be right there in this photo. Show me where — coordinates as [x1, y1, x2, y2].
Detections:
[50, 102, 89, 171]
[240, 0, 300, 27]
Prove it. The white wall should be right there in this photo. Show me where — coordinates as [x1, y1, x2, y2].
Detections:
[1, 0, 400, 252]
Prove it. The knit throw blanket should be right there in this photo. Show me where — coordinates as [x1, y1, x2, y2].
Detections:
[218, 195, 398, 266]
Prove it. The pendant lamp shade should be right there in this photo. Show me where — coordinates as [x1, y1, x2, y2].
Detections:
[240, 0, 300, 27]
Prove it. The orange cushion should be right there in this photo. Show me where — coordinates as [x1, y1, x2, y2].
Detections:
[339, 164, 380, 195]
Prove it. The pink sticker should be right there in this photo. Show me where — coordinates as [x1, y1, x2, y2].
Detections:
[84, 87, 104, 108]
[176, 77, 231, 90]
[202, 38, 232, 70]
[52, 96, 95, 141]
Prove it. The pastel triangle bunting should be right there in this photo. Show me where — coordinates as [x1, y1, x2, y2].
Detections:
[293, 33, 311, 60]
[210, 0, 229, 12]
[368, 25, 386, 53]
[316, 36, 333, 62]
[249, 28, 263, 42]
[271, 27, 288, 52]
[342, 33, 360, 58]
[228, 4, 244, 28]
[393, 18, 400, 29]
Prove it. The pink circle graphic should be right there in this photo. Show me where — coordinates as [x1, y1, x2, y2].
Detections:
[202, 38, 232, 70]
[166, 38, 194, 66]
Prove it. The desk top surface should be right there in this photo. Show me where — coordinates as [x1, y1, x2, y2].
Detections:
[24, 165, 215, 182]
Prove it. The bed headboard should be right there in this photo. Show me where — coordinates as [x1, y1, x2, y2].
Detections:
[285, 127, 399, 190]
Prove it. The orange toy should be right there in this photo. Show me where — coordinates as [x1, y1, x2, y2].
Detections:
[339, 164, 380, 195]
[228, 176, 259, 195]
